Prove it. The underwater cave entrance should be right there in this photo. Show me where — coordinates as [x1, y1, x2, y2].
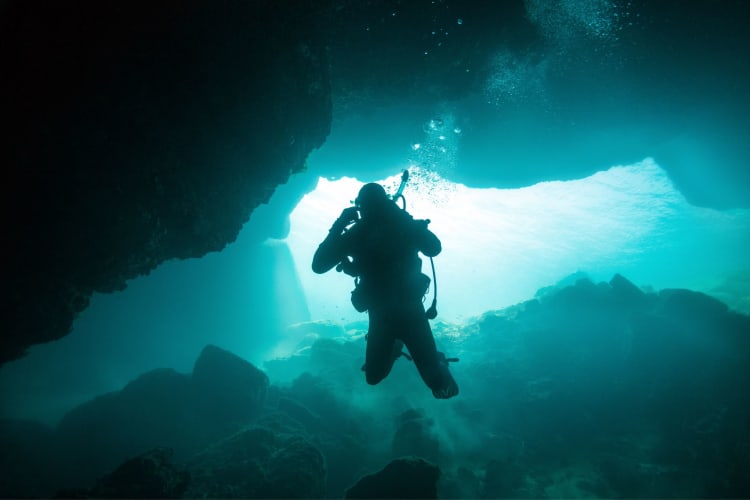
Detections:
[285, 159, 750, 327]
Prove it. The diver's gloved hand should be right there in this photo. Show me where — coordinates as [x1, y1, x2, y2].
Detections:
[331, 206, 360, 233]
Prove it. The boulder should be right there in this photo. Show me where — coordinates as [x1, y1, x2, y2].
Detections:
[87, 448, 189, 499]
[55, 345, 269, 488]
[56, 368, 194, 485]
[345, 457, 440, 499]
[185, 426, 326, 499]
[191, 344, 269, 433]
[2, 1, 332, 364]
[609, 273, 651, 310]
[0, 419, 59, 498]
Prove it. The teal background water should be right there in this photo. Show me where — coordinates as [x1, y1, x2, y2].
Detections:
[1, 0, 749, 497]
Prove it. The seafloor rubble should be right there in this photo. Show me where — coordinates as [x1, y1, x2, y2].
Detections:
[1, 274, 748, 498]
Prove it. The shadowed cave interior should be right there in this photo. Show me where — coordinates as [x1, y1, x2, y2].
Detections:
[2, 1, 750, 498]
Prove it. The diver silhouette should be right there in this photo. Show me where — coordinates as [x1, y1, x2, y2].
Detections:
[312, 180, 459, 399]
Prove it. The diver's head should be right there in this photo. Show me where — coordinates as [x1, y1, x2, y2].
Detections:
[355, 183, 389, 217]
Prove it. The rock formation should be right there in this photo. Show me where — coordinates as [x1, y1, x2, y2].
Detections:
[2, 1, 332, 363]
[345, 456, 441, 499]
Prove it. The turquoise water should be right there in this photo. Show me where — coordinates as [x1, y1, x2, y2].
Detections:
[2, 0, 749, 497]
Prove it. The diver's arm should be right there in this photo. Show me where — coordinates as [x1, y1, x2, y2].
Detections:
[312, 207, 358, 274]
[415, 220, 442, 257]
[312, 233, 343, 274]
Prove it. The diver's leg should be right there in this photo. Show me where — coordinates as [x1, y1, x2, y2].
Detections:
[364, 311, 400, 385]
[400, 305, 459, 399]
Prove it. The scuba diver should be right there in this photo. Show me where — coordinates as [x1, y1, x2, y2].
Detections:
[312, 172, 459, 399]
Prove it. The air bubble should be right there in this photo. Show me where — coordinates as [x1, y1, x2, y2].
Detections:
[427, 118, 443, 130]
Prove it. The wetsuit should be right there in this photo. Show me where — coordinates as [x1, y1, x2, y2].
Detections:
[312, 202, 457, 398]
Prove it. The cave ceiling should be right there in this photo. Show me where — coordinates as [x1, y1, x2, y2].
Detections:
[2, 0, 748, 363]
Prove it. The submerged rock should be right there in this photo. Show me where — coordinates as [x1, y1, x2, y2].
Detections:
[56, 368, 194, 485]
[609, 273, 651, 310]
[0, 419, 59, 498]
[6, 275, 750, 498]
[184, 426, 326, 499]
[54, 345, 270, 489]
[3, 1, 332, 364]
[345, 457, 440, 499]
[191, 344, 269, 433]
[87, 448, 189, 499]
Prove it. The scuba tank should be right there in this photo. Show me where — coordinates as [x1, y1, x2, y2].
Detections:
[337, 168, 440, 319]
[356, 168, 458, 369]
[392, 169, 438, 320]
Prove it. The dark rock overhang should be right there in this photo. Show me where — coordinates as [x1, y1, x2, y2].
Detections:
[2, 1, 334, 363]
[3, 0, 749, 364]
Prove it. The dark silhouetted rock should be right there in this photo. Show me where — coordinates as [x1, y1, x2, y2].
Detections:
[5, 0, 750, 373]
[658, 288, 730, 331]
[54, 346, 269, 489]
[56, 368, 194, 485]
[185, 426, 325, 499]
[345, 457, 440, 499]
[191, 344, 269, 433]
[609, 273, 650, 309]
[88, 448, 189, 499]
[2, 1, 332, 364]
[0, 419, 59, 498]
[7, 273, 750, 498]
